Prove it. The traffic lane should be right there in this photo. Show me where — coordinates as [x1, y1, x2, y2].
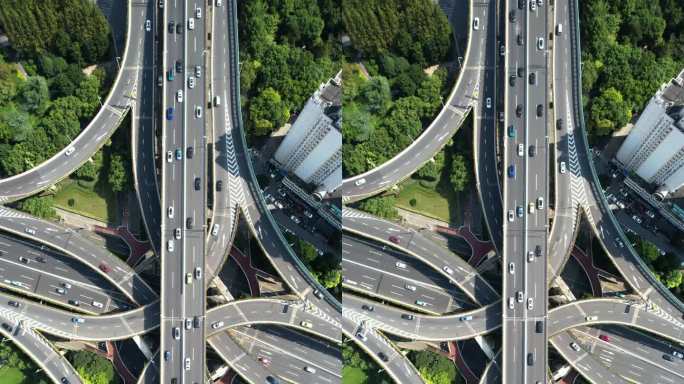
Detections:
[0, 207, 157, 304]
[238, 325, 343, 373]
[550, 331, 627, 384]
[342, 316, 423, 384]
[479, 350, 501, 384]
[342, 259, 466, 314]
[209, 332, 277, 384]
[572, 326, 684, 381]
[231, 327, 341, 384]
[343, 210, 498, 305]
[343, 293, 500, 341]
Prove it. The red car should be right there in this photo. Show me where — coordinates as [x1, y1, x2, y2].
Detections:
[388, 236, 400, 244]
[99, 263, 112, 273]
[599, 335, 610, 342]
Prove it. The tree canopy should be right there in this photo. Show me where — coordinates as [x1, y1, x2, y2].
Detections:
[68, 350, 119, 384]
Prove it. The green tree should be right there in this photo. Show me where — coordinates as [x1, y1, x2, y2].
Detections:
[239, 0, 279, 58]
[410, 350, 459, 384]
[359, 76, 391, 114]
[639, 239, 660, 263]
[589, 87, 631, 136]
[248, 87, 290, 136]
[0, 60, 18, 105]
[75, 150, 103, 181]
[108, 154, 129, 193]
[357, 196, 398, 220]
[664, 270, 683, 289]
[0, 105, 32, 142]
[342, 102, 373, 142]
[449, 154, 469, 192]
[68, 350, 119, 384]
[15, 196, 56, 219]
[18, 76, 49, 114]
[276, 0, 325, 48]
[416, 151, 445, 181]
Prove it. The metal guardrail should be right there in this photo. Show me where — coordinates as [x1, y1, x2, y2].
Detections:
[227, 0, 341, 312]
[568, 0, 684, 314]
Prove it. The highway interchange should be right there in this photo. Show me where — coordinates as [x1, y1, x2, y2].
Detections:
[0, 0, 680, 383]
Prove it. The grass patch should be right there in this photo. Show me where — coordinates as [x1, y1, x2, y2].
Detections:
[342, 366, 368, 384]
[0, 367, 26, 384]
[395, 179, 460, 223]
[53, 178, 118, 224]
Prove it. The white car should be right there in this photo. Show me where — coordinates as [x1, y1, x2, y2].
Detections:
[173, 327, 180, 340]
[167, 206, 174, 219]
[527, 251, 534, 262]
[185, 358, 191, 371]
[167, 240, 174, 252]
[196, 7, 202, 18]
[92, 301, 104, 309]
[486, 97, 492, 109]
[508, 262, 515, 274]
[300, 321, 313, 328]
[443, 266, 454, 275]
[177, 90, 183, 103]
[570, 342, 581, 352]
[355, 178, 366, 186]
[508, 297, 514, 309]
[65, 146, 75, 156]
[472, 17, 480, 30]
[187, 18, 195, 30]
[560, 161, 566, 174]
[508, 210, 514, 222]
[216, 0, 222, 6]
[518, 143, 524, 157]
[71, 317, 85, 324]
[24, 227, 36, 235]
[211, 321, 224, 329]
[537, 37, 545, 50]
[174, 228, 181, 240]
[145, 20, 151, 32]
[517, 291, 524, 302]
[585, 315, 597, 321]
[166, 150, 173, 162]
[185, 318, 192, 330]
[405, 284, 417, 291]
[188, 76, 195, 89]
[194, 267, 202, 279]
[195, 65, 202, 78]
[211, 224, 219, 236]
[527, 298, 534, 310]
[395, 261, 407, 269]
[530, 0, 537, 11]
[195, 106, 203, 118]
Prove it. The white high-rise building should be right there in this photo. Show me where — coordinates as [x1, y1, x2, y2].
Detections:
[273, 71, 342, 194]
[615, 69, 684, 197]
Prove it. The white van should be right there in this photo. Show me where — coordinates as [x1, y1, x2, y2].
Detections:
[167, 240, 174, 252]
[214, 95, 221, 106]
[556, 23, 563, 35]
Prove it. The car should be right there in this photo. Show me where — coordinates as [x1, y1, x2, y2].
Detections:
[508, 262, 515, 274]
[498, 111, 505, 122]
[509, 10, 517, 22]
[508, 210, 514, 222]
[527, 251, 535, 262]
[500, 44, 505, 56]
[303, 210, 313, 219]
[61, 282, 72, 289]
[92, 301, 104, 309]
[517, 206, 524, 217]
[557, 118, 563, 130]
[216, 0, 222, 5]
[167, 69, 174, 81]
[157, 74, 163, 87]
[1, 323, 12, 332]
[304, 366, 316, 374]
[353, 178, 367, 187]
[196, 7, 202, 18]
[300, 320, 313, 328]
[672, 351, 684, 359]
[194, 177, 201, 190]
[614, 239, 624, 248]
[585, 315, 597, 321]
[164, 350, 171, 361]
[176, 90, 183, 103]
[508, 297, 515, 309]
[188, 76, 195, 88]
[472, 17, 480, 30]
[528, 202, 535, 214]
[195, 65, 202, 78]
[214, 95, 221, 106]
[211, 321, 224, 329]
[362, 304, 374, 312]
[537, 0, 544, 6]
[530, 1, 537, 11]
[167, 240, 174, 252]
[517, 34, 523, 46]
[71, 317, 85, 324]
[65, 146, 75, 156]
[257, 356, 271, 366]
[529, 145, 536, 157]
[599, 335, 610, 342]
[166, 107, 174, 121]
[509, 75, 516, 87]
[145, 20, 151, 32]
[194, 267, 202, 279]
[537, 37, 544, 50]
[556, 23, 563, 35]
[167, 206, 174, 218]
[195, 106, 202, 118]
[356, 332, 368, 342]
[378, 352, 389, 362]
[185, 272, 192, 285]
[518, 143, 524, 157]
[570, 342, 581, 352]
[266, 376, 280, 384]
[415, 300, 428, 307]
[216, 180, 223, 191]
[168, 21, 174, 33]
[536, 321, 544, 333]
[8, 301, 21, 308]
[560, 161, 567, 174]
[176, 23, 183, 34]
[402, 314, 415, 320]
[536, 104, 543, 117]
[518, 0, 525, 9]
[175, 60, 183, 73]
[460, 315, 473, 321]
[388, 235, 400, 244]
[313, 289, 323, 299]
[508, 125, 517, 138]
[516, 104, 523, 117]
[443, 266, 454, 275]
[518, 67, 525, 77]
[175, 148, 182, 160]
[529, 72, 536, 85]
[174, 228, 181, 240]
[535, 245, 542, 257]
[18, 256, 29, 264]
[486, 97, 492, 109]
[61, 378, 69, 384]
[99, 263, 112, 273]
[527, 298, 534, 310]
[537, 197, 544, 210]
[517, 291, 524, 302]
[184, 358, 190, 370]
[508, 165, 516, 178]
[185, 318, 192, 330]
[211, 223, 219, 236]
[395, 261, 407, 269]
[186, 217, 193, 229]
[187, 17, 195, 30]
[405, 284, 417, 291]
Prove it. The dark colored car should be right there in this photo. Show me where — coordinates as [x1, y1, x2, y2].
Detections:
[193, 316, 200, 328]
[8, 301, 20, 308]
[168, 21, 174, 33]
[166, 107, 174, 121]
[529, 72, 536, 85]
[518, 67, 524, 77]
[266, 376, 281, 384]
[518, 0, 525, 9]
[509, 10, 517, 22]
[517, 34, 523, 46]
[175, 60, 183, 73]
[508, 165, 516, 178]
[194, 177, 201, 191]
[516, 104, 523, 117]
[556, 118, 563, 130]
[186, 146, 194, 158]
[186, 217, 193, 229]
[388, 235, 400, 244]
[176, 23, 183, 34]
[216, 180, 223, 191]
[529, 145, 536, 157]
[527, 353, 534, 366]
[599, 334, 610, 342]
[68, 299, 80, 306]
[536, 321, 543, 333]
[663, 354, 675, 362]
[362, 304, 374, 312]
[535, 245, 542, 257]
[61, 378, 70, 384]
[536, 104, 543, 117]
[509, 75, 516, 87]
[99, 263, 112, 273]
[1, 323, 12, 332]
[378, 352, 389, 362]
[402, 314, 415, 320]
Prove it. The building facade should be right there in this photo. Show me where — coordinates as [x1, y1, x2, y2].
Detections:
[615, 69, 684, 197]
[273, 71, 342, 194]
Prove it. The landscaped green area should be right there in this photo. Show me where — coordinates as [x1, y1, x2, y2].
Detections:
[67, 350, 119, 384]
[580, 0, 684, 140]
[287, 235, 341, 292]
[341, 365, 368, 384]
[53, 179, 117, 223]
[395, 179, 457, 223]
[0, 341, 49, 384]
[627, 234, 683, 292]
[408, 349, 463, 384]
[342, 340, 391, 384]
[341, 0, 454, 177]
